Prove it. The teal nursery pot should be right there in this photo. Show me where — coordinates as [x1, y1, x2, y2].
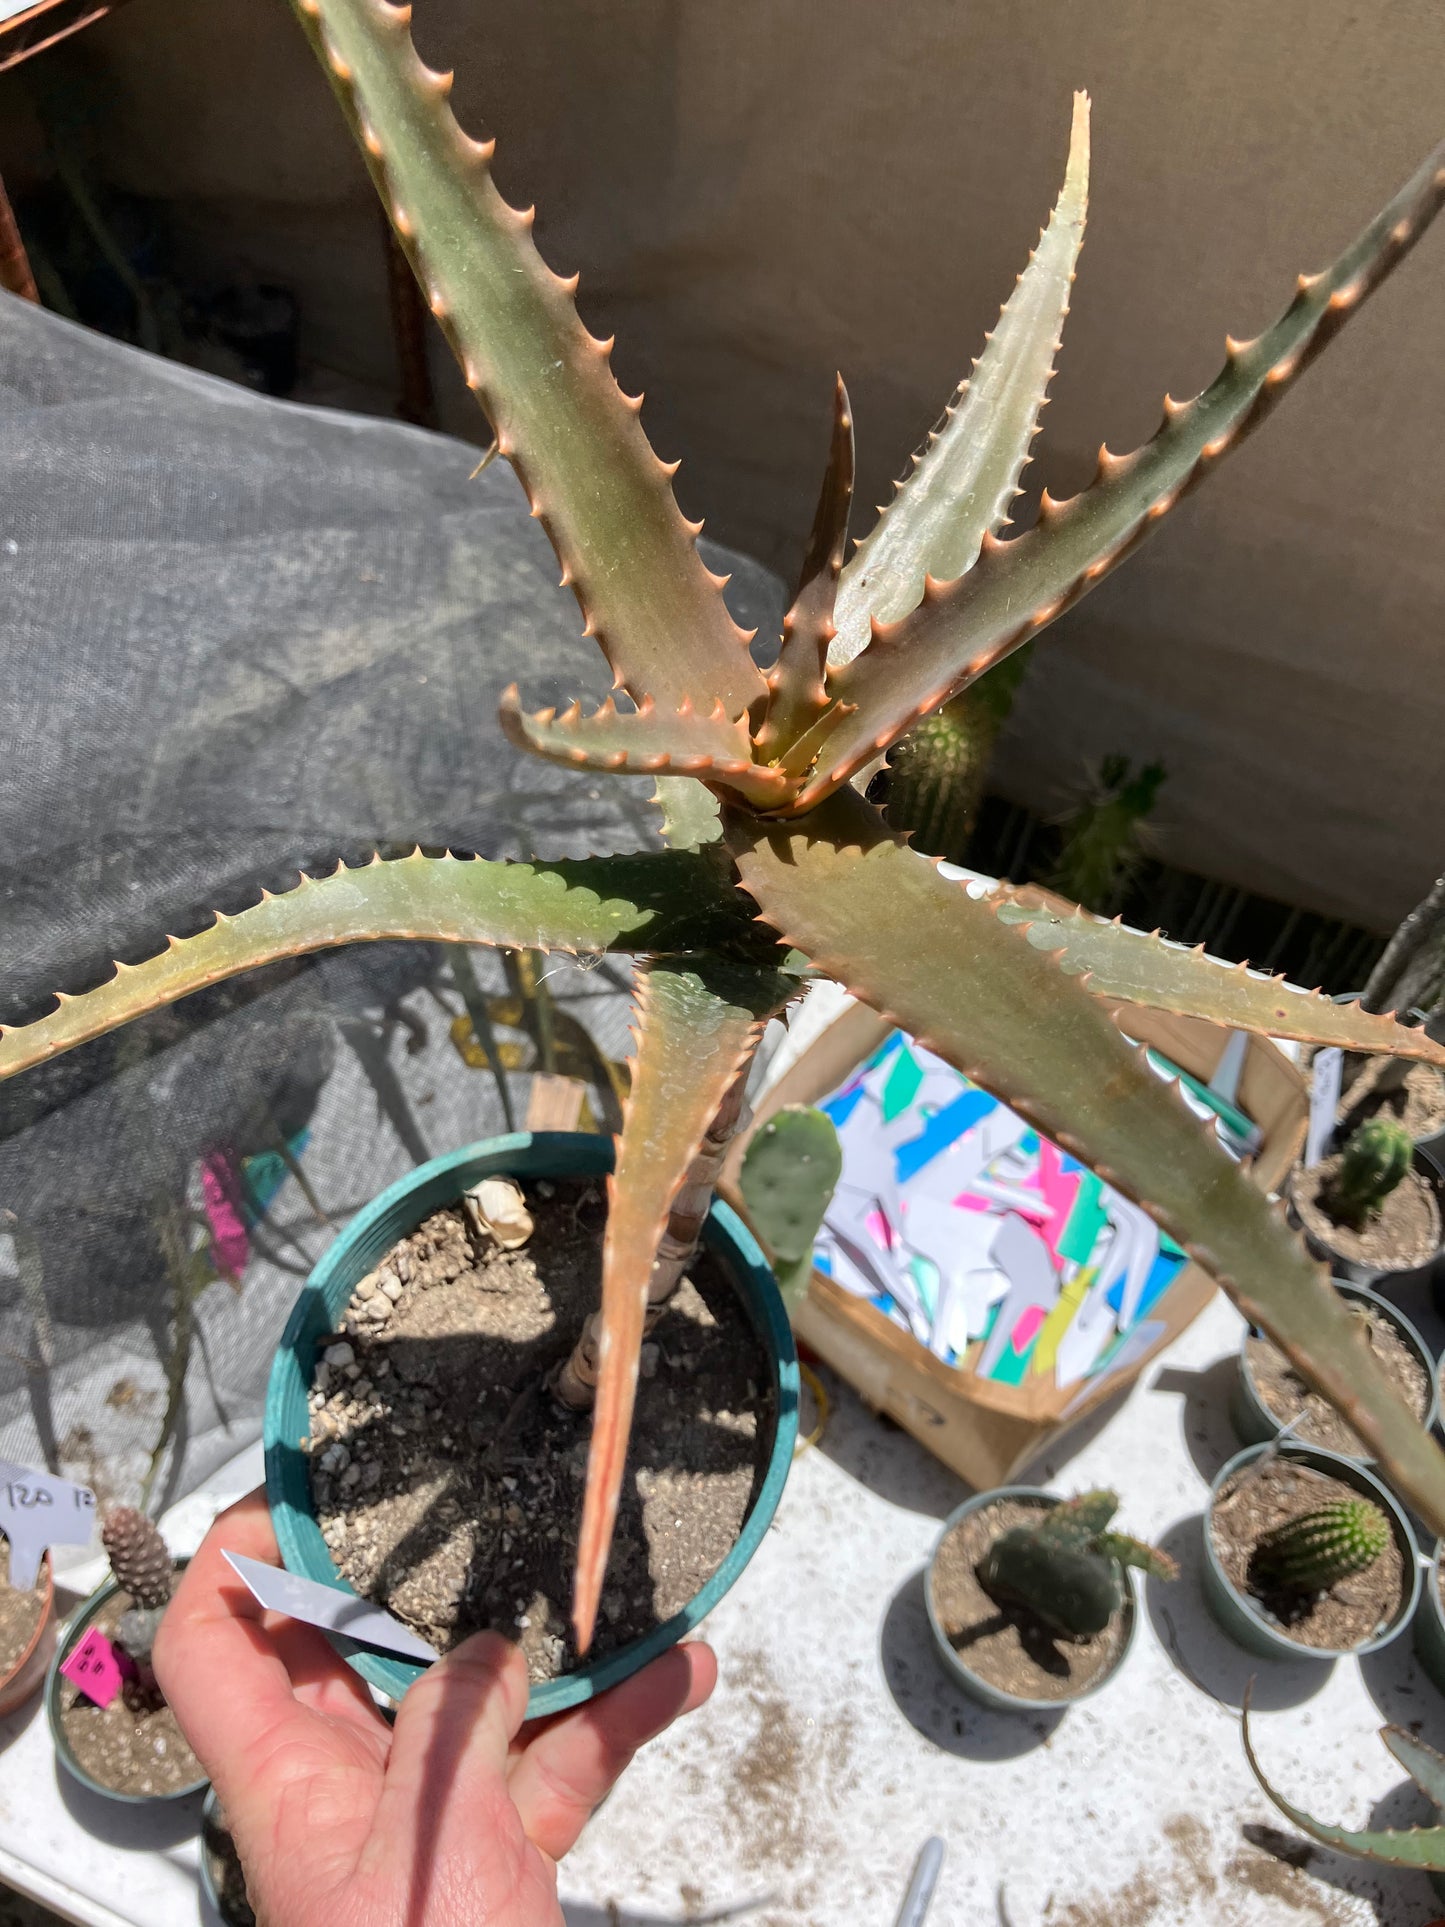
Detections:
[924, 1486, 1139, 1713]
[1203, 1443, 1420, 1661]
[1231, 1279, 1439, 1457]
[265, 1131, 798, 1719]
[46, 1575, 208, 1803]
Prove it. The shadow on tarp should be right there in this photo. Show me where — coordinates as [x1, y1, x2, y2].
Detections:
[879, 1566, 1063, 1760]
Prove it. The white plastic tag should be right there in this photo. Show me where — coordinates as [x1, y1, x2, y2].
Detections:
[1305, 1047, 1344, 1169]
[223, 1550, 437, 1662]
[0, 1461, 97, 1589]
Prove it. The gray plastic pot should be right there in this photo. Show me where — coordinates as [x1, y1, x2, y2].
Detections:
[200, 1786, 255, 1926]
[1290, 1145, 1445, 1288]
[1202, 1443, 1420, 1661]
[924, 1486, 1138, 1713]
[1231, 1279, 1440, 1458]
[46, 1575, 208, 1803]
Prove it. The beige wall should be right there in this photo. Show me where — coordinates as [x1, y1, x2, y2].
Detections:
[3, 0, 1442, 930]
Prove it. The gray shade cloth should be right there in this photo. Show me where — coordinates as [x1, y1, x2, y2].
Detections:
[0, 292, 784, 1525]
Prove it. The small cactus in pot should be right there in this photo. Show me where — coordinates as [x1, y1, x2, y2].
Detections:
[100, 1506, 175, 1693]
[979, 1489, 1177, 1639]
[1250, 1495, 1391, 1598]
[1322, 1118, 1414, 1232]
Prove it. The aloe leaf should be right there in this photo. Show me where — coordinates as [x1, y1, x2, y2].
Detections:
[499, 687, 790, 808]
[650, 776, 723, 850]
[1383, 1727, 1445, 1812]
[291, 0, 767, 721]
[725, 785, 1445, 1536]
[574, 954, 794, 1650]
[0, 849, 761, 1082]
[801, 132, 1445, 803]
[987, 886, 1445, 1066]
[1243, 1706, 1445, 1871]
[754, 376, 855, 757]
[828, 91, 1089, 668]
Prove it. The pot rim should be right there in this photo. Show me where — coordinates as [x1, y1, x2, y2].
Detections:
[264, 1130, 799, 1720]
[923, 1485, 1139, 1712]
[0, 1551, 55, 1692]
[1204, 1441, 1421, 1659]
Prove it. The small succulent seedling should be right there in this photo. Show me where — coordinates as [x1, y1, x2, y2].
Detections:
[1244, 1706, 1445, 1876]
[979, 1490, 1177, 1639]
[4, 3, 1445, 1650]
[738, 1106, 843, 1307]
[1322, 1117, 1414, 1231]
[100, 1505, 174, 1690]
[1250, 1495, 1391, 1597]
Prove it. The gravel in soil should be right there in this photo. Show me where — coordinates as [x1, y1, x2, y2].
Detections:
[57, 1586, 203, 1796]
[1210, 1458, 1405, 1651]
[1291, 1158, 1441, 1271]
[1335, 1055, 1445, 1144]
[0, 1543, 49, 1680]
[204, 1800, 255, 1926]
[307, 1180, 772, 1682]
[928, 1498, 1131, 1702]
[1246, 1300, 1431, 1456]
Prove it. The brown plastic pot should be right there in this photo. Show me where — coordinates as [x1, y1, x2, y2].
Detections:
[0, 1554, 56, 1720]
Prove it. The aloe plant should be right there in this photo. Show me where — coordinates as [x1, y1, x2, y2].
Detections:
[1243, 1706, 1445, 1876]
[4, 2, 1445, 1654]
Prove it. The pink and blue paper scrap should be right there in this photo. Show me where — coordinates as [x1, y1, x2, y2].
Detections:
[812, 1031, 1190, 1392]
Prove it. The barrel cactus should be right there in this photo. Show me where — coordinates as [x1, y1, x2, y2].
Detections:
[1324, 1117, 1414, 1230]
[1251, 1495, 1391, 1597]
[979, 1490, 1176, 1639]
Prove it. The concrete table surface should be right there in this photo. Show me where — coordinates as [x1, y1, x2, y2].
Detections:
[3, 1289, 1444, 1927]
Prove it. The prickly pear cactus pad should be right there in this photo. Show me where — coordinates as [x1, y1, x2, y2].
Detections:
[738, 1106, 842, 1307]
[1211, 1459, 1405, 1650]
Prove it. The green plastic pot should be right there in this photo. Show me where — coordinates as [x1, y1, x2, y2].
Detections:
[1202, 1443, 1420, 1661]
[924, 1486, 1139, 1713]
[265, 1131, 799, 1719]
[46, 1575, 208, 1803]
[1231, 1279, 1440, 1458]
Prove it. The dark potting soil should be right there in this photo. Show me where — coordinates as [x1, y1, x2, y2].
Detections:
[928, 1498, 1131, 1702]
[1246, 1302, 1431, 1457]
[0, 1542, 49, 1680]
[57, 1587, 203, 1795]
[1210, 1458, 1405, 1651]
[1335, 1055, 1445, 1144]
[204, 1800, 256, 1926]
[308, 1180, 772, 1682]
[1291, 1158, 1441, 1271]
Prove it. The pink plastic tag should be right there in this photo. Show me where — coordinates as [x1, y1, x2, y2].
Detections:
[60, 1627, 133, 1709]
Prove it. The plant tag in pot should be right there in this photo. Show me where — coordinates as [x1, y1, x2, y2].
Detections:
[222, 1551, 438, 1662]
[1306, 1049, 1344, 1168]
[0, 1460, 97, 1588]
[60, 1627, 133, 1709]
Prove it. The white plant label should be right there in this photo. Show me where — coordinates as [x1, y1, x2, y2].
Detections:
[223, 1550, 438, 1662]
[0, 1461, 98, 1589]
[1305, 1047, 1344, 1169]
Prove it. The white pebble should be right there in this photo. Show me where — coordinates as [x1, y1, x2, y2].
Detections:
[380, 1273, 404, 1302]
[323, 1342, 355, 1369]
[355, 1274, 379, 1301]
[321, 1443, 350, 1474]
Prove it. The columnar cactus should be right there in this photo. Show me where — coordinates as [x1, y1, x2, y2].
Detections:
[1324, 1117, 1414, 1230]
[102, 1505, 175, 1679]
[1251, 1495, 1391, 1596]
[2, 3, 1445, 1652]
[883, 652, 1032, 864]
[979, 1490, 1177, 1639]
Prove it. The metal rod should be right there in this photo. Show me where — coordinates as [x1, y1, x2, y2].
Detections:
[892, 1837, 945, 1927]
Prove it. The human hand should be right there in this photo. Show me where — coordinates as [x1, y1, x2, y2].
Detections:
[154, 1490, 716, 1927]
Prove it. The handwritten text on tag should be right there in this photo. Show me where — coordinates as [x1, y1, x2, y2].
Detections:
[60, 1627, 133, 1709]
[0, 1461, 97, 1590]
[1305, 1047, 1344, 1170]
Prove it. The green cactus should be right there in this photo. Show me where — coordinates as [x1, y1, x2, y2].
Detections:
[3, 4, 1445, 1655]
[1250, 1495, 1391, 1597]
[883, 652, 1033, 863]
[738, 1106, 843, 1309]
[1324, 1116, 1414, 1230]
[979, 1490, 1177, 1639]
[1048, 755, 1167, 917]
